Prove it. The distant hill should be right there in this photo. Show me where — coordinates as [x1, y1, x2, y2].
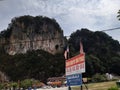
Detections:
[0, 16, 120, 82]
[68, 29, 120, 76]
[0, 15, 65, 55]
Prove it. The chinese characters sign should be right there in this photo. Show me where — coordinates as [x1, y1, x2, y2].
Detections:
[66, 53, 85, 76]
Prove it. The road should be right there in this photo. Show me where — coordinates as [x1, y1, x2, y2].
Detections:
[37, 87, 68, 90]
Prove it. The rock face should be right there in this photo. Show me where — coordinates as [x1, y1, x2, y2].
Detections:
[0, 71, 9, 82]
[0, 15, 65, 55]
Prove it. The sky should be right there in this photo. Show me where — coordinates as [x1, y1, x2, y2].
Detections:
[0, 0, 120, 42]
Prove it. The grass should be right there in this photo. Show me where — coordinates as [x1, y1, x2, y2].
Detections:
[71, 81, 118, 90]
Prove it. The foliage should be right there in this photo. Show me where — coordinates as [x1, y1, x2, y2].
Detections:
[0, 15, 62, 38]
[85, 55, 105, 76]
[10, 82, 18, 89]
[108, 87, 119, 90]
[110, 57, 120, 74]
[91, 73, 107, 82]
[0, 15, 64, 62]
[20, 79, 32, 89]
[117, 10, 120, 20]
[0, 50, 65, 82]
[0, 79, 44, 89]
[0, 83, 4, 89]
[68, 29, 120, 76]
[20, 79, 44, 89]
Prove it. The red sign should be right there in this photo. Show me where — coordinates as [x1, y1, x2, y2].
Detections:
[66, 53, 85, 76]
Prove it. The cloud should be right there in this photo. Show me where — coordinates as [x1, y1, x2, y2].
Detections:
[0, 0, 120, 41]
[56, 0, 120, 41]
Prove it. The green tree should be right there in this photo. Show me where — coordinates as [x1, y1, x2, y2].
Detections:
[110, 57, 120, 75]
[68, 29, 120, 76]
[92, 73, 107, 82]
[21, 79, 32, 89]
[0, 50, 65, 82]
[117, 10, 120, 20]
[85, 55, 105, 76]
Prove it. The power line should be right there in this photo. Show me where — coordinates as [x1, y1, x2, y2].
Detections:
[100, 27, 120, 32]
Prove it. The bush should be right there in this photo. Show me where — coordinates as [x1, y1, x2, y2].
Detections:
[21, 79, 32, 89]
[0, 83, 4, 89]
[10, 82, 18, 89]
[92, 73, 107, 82]
[108, 86, 119, 90]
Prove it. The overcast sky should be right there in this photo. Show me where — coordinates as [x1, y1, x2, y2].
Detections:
[0, 0, 120, 41]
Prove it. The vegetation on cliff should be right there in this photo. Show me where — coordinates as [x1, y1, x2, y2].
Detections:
[68, 29, 120, 76]
[0, 15, 62, 38]
[0, 15, 65, 55]
[0, 15, 120, 82]
[0, 50, 65, 82]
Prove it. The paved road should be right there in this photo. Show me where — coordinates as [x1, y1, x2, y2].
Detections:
[37, 87, 68, 90]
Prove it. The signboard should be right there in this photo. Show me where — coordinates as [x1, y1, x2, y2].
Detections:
[66, 74, 82, 86]
[66, 53, 85, 76]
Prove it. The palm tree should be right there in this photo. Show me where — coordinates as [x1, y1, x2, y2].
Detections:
[117, 10, 120, 20]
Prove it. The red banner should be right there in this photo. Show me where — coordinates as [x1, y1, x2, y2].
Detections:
[66, 53, 85, 76]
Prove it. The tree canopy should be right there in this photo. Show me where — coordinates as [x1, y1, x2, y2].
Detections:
[0, 50, 65, 82]
[68, 29, 120, 76]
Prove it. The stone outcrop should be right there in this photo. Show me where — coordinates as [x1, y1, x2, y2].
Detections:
[0, 15, 65, 55]
[0, 71, 9, 82]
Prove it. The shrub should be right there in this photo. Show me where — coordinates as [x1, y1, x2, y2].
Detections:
[92, 73, 107, 82]
[10, 82, 18, 89]
[0, 83, 4, 89]
[20, 79, 32, 89]
[108, 86, 119, 90]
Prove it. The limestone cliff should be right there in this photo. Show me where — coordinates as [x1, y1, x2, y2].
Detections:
[0, 15, 65, 55]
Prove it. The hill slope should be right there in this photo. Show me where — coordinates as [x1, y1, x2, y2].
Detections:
[0, 15, 65, 55]
[68, 28, 120, 76]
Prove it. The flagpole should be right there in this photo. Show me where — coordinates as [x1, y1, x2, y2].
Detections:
[67, 45, 71, 90]
[80, 40, 88, 90]
[80, 40, 83, 90]
[64, 44, 71, 90]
